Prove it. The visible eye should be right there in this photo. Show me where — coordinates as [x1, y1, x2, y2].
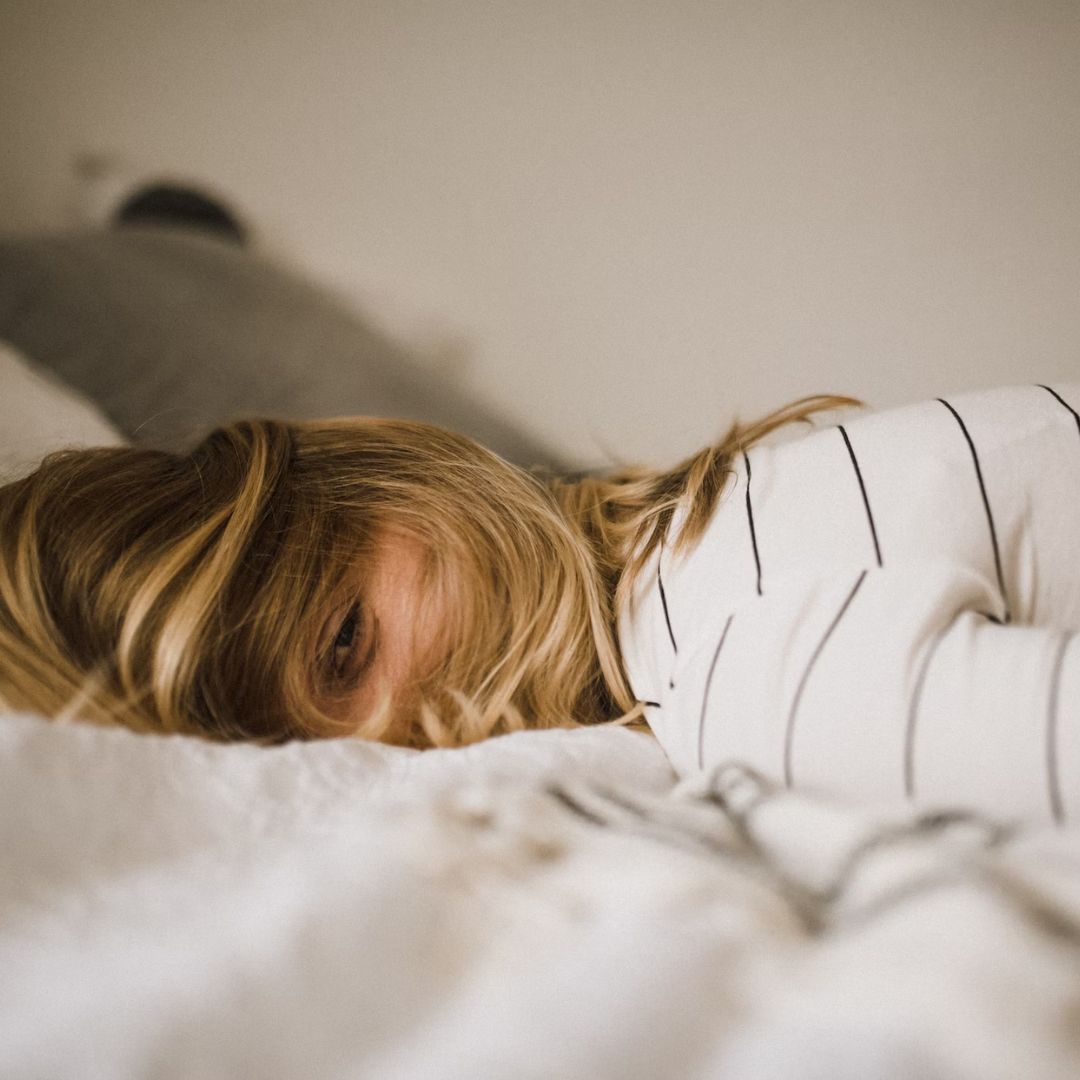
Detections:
[322, 600, 377, 686]
[333, 605, 360, 669]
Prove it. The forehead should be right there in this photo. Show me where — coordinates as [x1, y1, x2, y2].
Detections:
[365, 530, 430, 592]
[356, 529, 445, 645]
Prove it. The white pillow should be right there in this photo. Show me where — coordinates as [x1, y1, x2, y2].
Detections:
[0, 339, 125, 482]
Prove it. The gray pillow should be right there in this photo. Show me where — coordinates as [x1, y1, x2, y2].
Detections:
[0, 227, 562, 469]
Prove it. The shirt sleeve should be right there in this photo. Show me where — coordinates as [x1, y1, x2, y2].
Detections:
[665, 559, 1079, 824]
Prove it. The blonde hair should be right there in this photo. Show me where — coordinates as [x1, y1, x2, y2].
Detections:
[0, 396, 856, 747]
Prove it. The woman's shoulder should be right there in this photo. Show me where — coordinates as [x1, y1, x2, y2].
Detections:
[660, 381, 1080, 608]
[740, 382, 1080, 488]
[838, 382, 1080, 452]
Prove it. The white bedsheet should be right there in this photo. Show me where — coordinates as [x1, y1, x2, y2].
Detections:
[2, 712, 1079, 1079]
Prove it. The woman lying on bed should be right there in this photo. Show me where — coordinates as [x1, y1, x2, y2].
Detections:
[2, 384, 1078, 820]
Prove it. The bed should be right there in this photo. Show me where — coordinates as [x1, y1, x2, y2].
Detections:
[5, 703, 1080, 1079]
[2, 233, 1079, 1079]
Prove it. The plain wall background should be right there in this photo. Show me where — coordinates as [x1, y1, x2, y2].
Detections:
[1, 0, 1078, 466]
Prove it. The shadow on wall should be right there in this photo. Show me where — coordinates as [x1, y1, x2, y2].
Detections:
[0, 174, 565, 471]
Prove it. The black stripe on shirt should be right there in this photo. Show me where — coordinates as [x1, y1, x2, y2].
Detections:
[784, 570, 868, 788]
[743, 452, 763, 595]
[1047, 631, 1074, 826]
[937, 398, 1010, 623]
[838, 425, 883, 568]
[657, 541, 678, 690]
[697, 613, 734, 770]
[657, 540, 678, 657]
[1037, 384, 1080, 439]
[904, 624, 951, 800]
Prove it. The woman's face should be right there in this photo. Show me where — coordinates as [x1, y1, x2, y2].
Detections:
[314, 530, 445, 744]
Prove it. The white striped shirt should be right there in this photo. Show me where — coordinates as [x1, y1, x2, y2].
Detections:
[618, 384, 1080, 824]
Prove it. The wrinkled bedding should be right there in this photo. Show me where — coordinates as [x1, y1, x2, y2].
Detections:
[2, 712, 1079, 1079]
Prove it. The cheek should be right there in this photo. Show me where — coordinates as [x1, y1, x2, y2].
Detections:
[395, 590, 452, 691]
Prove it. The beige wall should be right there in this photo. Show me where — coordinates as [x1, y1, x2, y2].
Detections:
[2, 1, 1078, 466]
